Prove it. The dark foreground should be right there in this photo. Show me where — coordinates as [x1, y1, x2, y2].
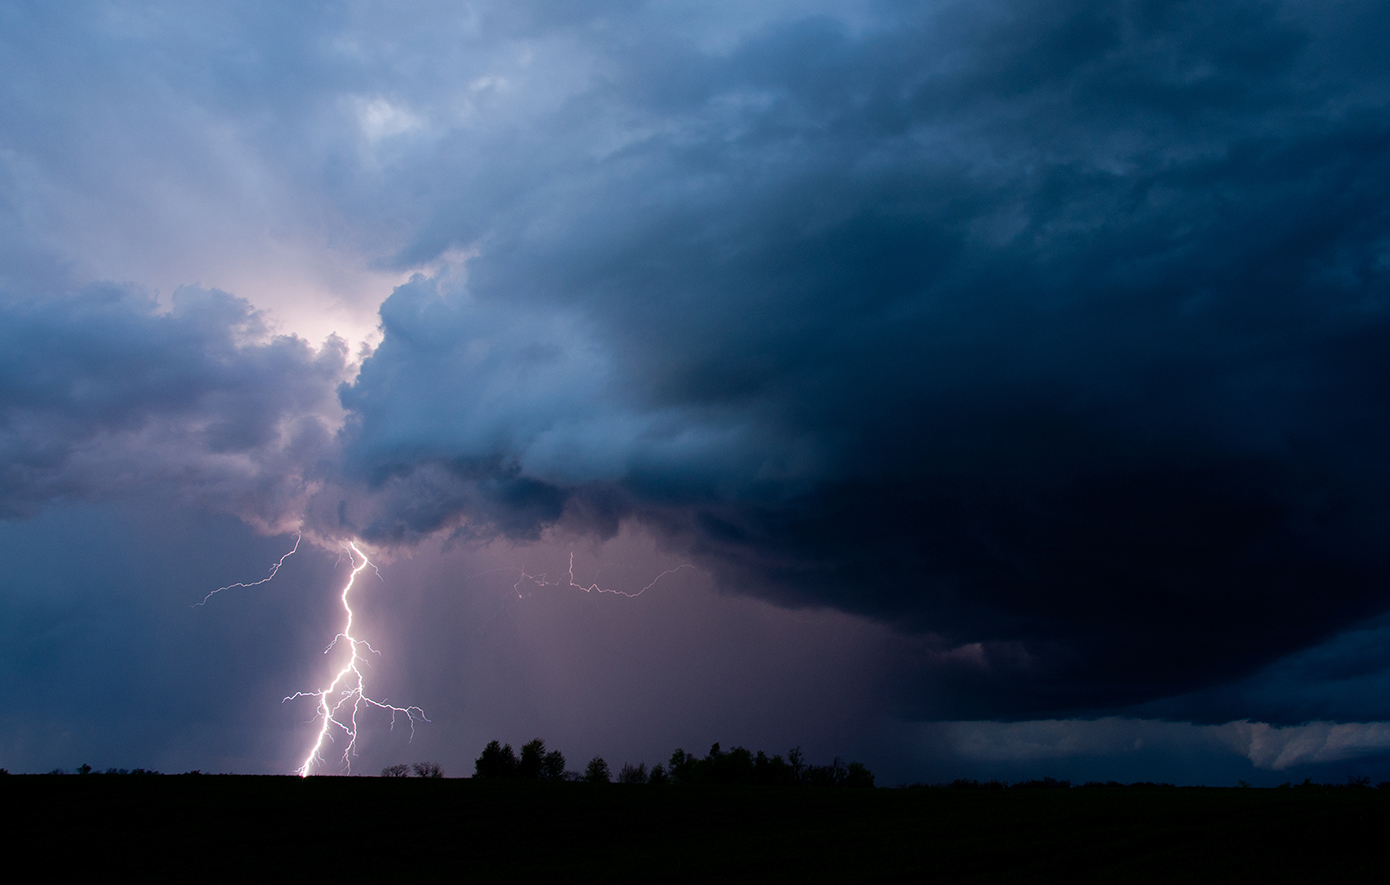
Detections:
[4, 776, 1386, 881]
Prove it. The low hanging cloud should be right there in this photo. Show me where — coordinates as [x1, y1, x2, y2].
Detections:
[1240, 721, 1390, 770]
[938, 717, 1390, 772]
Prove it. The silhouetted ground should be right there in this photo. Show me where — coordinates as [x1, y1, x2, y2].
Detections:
[4, 776, 1385, 881]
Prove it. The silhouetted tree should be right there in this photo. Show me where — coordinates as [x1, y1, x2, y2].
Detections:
[478, 739, 874, 789]
[788, 747, 807, 784]
[584, 757, 611, 783]
[381, 764, 410, 777]
[845, 762, 875, 788]
[541, 749, 567, 781]
[667, 743, 871, 788]
[475, 740, 520, 779]
[1013, 777, 1070, 789]
[413, 761, 443, 778]
[753, 751, 796, 786]
[518, 739, 547, 779]
[710, 745, 756, 784]
[807, 757, 848, 787]
[669, 748, 695, 783]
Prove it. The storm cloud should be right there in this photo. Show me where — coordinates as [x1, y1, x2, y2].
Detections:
[0, 285, 346, 527]
[3, 0, 1390, 750]
[322, 0, 1390, 720]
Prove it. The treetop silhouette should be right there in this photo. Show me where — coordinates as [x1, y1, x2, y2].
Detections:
[472, 738, 873, 787]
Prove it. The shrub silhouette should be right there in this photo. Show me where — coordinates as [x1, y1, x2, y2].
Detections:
[1014, 777, 1070, 790]
[413, 762, 443, 778]
[381, 764, 410, 777]
[618, 762, 648, 784]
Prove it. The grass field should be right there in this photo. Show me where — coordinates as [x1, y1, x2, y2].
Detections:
[5, 776, 1385, 881]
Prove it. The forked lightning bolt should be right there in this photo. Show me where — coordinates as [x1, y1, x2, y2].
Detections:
[285, 541, 427, 777]
[510, 552, 694, 598]
[201, 535, 426, 776]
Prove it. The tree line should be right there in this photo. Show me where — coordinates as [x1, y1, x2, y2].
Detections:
[381, 762, 444, 778]
[470, 739, 875, 787]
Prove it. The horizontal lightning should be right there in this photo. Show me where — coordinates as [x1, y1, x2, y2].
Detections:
[195, 533, 301, 606]
[510, 551, 695, 599]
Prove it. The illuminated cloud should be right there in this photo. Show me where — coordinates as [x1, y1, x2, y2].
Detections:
[0, 285, 346, 529]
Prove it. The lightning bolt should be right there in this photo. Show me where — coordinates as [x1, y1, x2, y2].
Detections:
[509, 552, 695, 599]
[201, 535, 427, 776]
[285, 541, 427, 777]
[195, 533, 301, 605]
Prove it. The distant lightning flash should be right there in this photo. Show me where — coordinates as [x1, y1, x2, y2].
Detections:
[195, 533, 301, 606]
[285, 541, 427, 777]
[509, 552, 695, 599]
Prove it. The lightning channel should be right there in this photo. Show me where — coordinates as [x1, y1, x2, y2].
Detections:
[509, 551, 695, 599]
[196, 533, 301, 605]
[284, 541, 427, 777]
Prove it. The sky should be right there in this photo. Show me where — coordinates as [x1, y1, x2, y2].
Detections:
[2, 0, 1390, 786]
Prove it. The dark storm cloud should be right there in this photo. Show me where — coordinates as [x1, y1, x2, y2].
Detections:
[0, 285, 345, 524]
[1137, 614, 1390, 726]
[337, 1, 1390, 720]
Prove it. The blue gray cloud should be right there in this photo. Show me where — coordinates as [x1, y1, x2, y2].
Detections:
[3, 1, 1390, 734]
[0, 285, 345, 525]
[331, 1, 1390, 720]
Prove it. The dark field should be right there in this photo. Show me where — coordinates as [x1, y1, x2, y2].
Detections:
[6, 776, 1386, 881]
